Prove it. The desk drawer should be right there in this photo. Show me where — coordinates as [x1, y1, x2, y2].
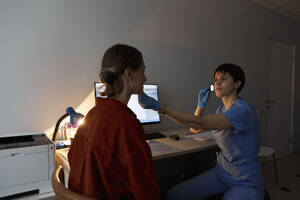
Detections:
[0, 150, 48, 189]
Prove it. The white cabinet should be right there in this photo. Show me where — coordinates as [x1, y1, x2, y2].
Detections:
[0, 133, 55, 198]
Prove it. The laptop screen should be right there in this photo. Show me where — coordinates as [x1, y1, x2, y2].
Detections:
[94, 82, 160, 124]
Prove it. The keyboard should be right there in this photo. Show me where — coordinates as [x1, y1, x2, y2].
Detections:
[145, 132, 166, 140]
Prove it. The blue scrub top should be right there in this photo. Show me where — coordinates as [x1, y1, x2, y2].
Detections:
[211, 98, 263, 188]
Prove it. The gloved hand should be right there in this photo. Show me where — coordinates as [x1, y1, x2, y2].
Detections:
[198, 88, 210, 108]
[138, 92, 161, 111]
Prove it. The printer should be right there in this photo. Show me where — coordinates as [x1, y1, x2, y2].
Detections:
[0, 132, 55, 198]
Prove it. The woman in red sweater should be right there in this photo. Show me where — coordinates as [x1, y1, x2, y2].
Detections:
[68, 44, 161, 200]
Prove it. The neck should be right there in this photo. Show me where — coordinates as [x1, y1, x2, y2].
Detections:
[221, 94, 238, 110]
[111, 75, 132, 105]
[112, 87, 131, 105]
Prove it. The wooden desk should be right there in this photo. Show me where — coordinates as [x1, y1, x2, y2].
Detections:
[56, 128, 217, 171]
[56, 128, 217, 198]
[150, 128, 217, 160]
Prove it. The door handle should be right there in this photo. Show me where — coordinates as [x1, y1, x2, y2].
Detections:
[266, 100, 276, 104]
[266, 99, 276, 109]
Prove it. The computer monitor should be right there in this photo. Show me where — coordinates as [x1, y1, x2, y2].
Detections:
[94, 82, 161, 124]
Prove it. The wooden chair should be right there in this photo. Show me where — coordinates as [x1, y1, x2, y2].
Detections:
[51, 165, 96, 200]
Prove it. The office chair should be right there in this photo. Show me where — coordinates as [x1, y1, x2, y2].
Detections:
[52, 165, 96, 200]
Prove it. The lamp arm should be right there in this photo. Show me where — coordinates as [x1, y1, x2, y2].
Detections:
[52, 113, 69, 141]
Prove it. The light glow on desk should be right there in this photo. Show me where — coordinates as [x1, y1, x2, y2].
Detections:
[44, 90, 95, 139]
[77, 119, 84, 126]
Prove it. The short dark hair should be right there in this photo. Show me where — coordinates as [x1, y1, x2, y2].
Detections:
[99, 44, 143, 97]
[213, 63, 245, 94]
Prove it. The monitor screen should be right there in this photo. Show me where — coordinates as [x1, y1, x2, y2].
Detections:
[94, 82, 160, 124]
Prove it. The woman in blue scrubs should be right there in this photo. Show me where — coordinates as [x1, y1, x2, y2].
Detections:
[138, 63, 264, 200]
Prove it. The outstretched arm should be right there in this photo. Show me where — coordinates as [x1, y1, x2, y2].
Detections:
[138, 92, 232, 131]
[159, 104, 231, 130]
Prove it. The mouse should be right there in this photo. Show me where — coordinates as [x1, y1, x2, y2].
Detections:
[169, 134, 180, 141]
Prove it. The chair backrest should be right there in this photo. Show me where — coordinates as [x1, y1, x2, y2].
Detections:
[51, 165, 96, 200]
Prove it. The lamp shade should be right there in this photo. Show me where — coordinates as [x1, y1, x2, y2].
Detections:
[66, 107, 85, 127]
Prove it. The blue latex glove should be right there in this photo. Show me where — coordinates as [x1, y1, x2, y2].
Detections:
[138, 92, 160, 111]
[198, 88, 211, 108]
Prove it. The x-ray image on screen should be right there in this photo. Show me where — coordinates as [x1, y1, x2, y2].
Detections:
[94, 82, 160, 124]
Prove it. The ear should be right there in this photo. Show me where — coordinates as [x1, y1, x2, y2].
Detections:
[234, 80, 241, 89]
[124, 68, 133, 81]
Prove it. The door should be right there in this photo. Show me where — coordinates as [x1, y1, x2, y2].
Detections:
[267, 38, 295, 157]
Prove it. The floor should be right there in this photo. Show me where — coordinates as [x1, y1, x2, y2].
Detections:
[6, 152, 300, 200]
[262, 151, 300, 200]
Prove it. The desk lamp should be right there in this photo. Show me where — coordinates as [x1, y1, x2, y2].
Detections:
[52, 107, 84, 141]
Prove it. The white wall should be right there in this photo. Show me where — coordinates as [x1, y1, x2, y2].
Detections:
[0, 0, 299, 150]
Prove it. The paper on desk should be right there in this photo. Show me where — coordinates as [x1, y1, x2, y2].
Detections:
[147, 141, 179, 154]
[185, 131, 214, 141]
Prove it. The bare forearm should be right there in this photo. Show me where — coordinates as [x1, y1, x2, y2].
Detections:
[194, 106, 205, 117]
[190, 106, 206, 133]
